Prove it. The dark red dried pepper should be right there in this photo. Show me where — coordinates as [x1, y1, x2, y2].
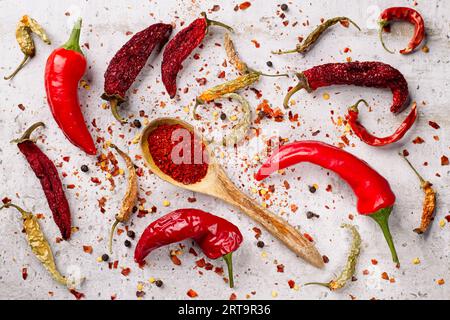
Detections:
[102, 23, 173, 123]
[12, 122, 72, 240]
[255, 141, 399, 265]
[161, 12, 233, 98]
[346, 100, 418, 146]
[284, 61, 409, 114]
[379, 7, 425, 54]
[135, 209, 243, 287]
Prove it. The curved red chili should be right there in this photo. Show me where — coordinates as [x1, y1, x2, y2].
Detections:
[135, 208, 242, 287]
[284, 61, 409, 114]
[379, 7, 425, 54]
[255, 141, 399, 265]
[161, 12, 233, 98]
[45, 18, 96, 155]
[102, 23, 173, 123]
[13, 122, 72, 240]
[346, 100, 418, 147]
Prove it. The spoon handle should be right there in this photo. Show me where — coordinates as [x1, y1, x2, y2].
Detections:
[216, 171, 324, 268]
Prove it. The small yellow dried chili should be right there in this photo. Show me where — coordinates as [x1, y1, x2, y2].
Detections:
[400, 154, 437, 234]
[5, 15, 51, 80]
[224, 33, 249, 75]
[304, 224, 361, 291]
[273, 17, 360, 55]
[0, 202, 67, 286]
[108, 144, 139, 254]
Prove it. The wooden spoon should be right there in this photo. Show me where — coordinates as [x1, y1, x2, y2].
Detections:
[140, 117, 324, 268]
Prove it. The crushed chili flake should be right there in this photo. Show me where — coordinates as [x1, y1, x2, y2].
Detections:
[288, 280, 295, 289]
[170, 254, 182, 266]
[322, 255, 329, 263]
[22, 267, 28, 280]
[276, 264, 285, 273]
[444, 215, 450, 223]
[303, 233, 314, 242]
[381, 272, 389, 280]
[412, 137, 424, 144]
[437, 279, 445, 285]
[252, 227, 262, 239]
[82, 245, 93, 254]
[251, 39, 260, 48]
[362, 269, 369, 275]
[229, 293, 237, 300]
[187, 289, 198, 298]
[371, 259, 378, 265]
[18, 103, 26, 111]
[69, 289, 85, 300]
[239, 2, 251, 10]
[195, 258, 206, 268]
[189, 247, 198, 256]
[187, 197, 197, 203]
[218, 71, 225, 79]
[441, 156, 449, 166]
[428, 121, 440, 129]
[196, 78, 207, 86]
[290, 204, 298, 213]
[121, 267, 131, 276]
[2, 197, 11, 204]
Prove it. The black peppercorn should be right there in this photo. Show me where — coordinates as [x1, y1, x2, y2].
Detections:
[133, 119, 142, 128]
[281, 4, 288, 11]
[124, 240, 131, 247]
[101, 254, 109, 262]
[220, 112, 227, 120]
[155, 279, 163, 287]
[257, 240, 265, 248]
[309, 185, 317, 193]
[127, 230, 135, 239]
[80, 165, 89, 172]
[306, 211, 319, 219]
[266, 61, 273, 67]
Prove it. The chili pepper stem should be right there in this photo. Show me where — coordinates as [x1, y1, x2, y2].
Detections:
[259, 72, 289, 78]
[110, 98, 128, 124]
[4, 55, 30, 80]
[348, 99, 369, 112]
[223, 252, 234, 288]
[283, 73, 310, 109]
[378, 23, 395, 54]
[201, 12, 234, 32]
[399, 153, 426, 184]
[11, 122, 45, 144]
[303, 282, 330, 288]
[0, 202, 29, 216]
[368, 207, 400, 265]
[272, 48, 299, 55]
[108, 219, 120, 254]
[63, 18, 83, 54]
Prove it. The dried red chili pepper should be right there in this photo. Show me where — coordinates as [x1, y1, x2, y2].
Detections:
[102, 23, 173, 123]
[255, 141, 399, 265]
[161, 12, 233, 98]
[346, 100, 418, 146]
[284, 62, 409, 114]
[134, 208, 243, 288]
[45, 18, 96, 155]
[147, 124, 209, 184]
[379, 7, 425, 54]
[12, 122, 72, 240]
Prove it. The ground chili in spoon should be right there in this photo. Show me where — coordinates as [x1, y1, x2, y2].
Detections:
[147, 124, 208, 184]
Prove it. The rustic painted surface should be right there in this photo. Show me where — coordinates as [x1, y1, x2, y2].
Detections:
[0, 0, 448, 300]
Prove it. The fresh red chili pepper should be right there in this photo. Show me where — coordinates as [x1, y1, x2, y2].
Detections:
[379, 7, 425, 54]
[284, 61, 409, 114]
[102, 23, 173, 123]
[346, 100, 418, 147]
[134, 209, 243, 288]
[45, 18, 96, 155]
[255, 141, 399, 265]
[147, 124, 209, 184]
[161, 12, 233, 98]
[12, 122, 72, 240]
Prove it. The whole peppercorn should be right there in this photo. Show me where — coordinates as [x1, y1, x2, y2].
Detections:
[220, 112, 227, 120]
[257, 240, 265, 248]
[127, 230, 135, 239]
[281, 4, 288, 11]
[80, 165, 89, 172]
[124, 240, 132, 247]
[306, 211, 319, 219]
[266, 61, 273, 67]
[101, 254, 109, 262]
[133, 119, 142, 128]
[155, 279, 163, 287]
[309, 185, 317, 193]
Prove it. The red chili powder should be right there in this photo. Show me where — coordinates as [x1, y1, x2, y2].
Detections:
[148, 124, 208, 184]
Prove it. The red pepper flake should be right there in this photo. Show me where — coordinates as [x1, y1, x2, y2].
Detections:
[187, 197, 197, 203]
[444, 215, 450, 223]
[214, 267, 224, 275]
[428, 121, 440, 129]
[66, 184, 75, 189]
[288, 280, 295, 289]
[82, 245, 93, 254]
[362, 269, 369, 275]
[322, 255, 329, 263]
[211, 5, 220, 12]
[340, 20, 351, 28]
[189, 247, 198, 256]
[113, 260, 119, 269]
[283, 180, 290, 190]
[343, 47, 351, 53]
[22, 267, 28, 280]
[303, 233, 314, 242]
[90, 177, 101, 184]
[371, 259, 378, 265]
[69, 289, 85, 300]
[187, 289, 198, 298]
[437, 279, 445, 285]
[402, 149, 409, 157]
[121, 267, 131, 276]
[196, 78, 207, 86]
[62, 156, 70, 162]
[239, 1, 251, 10]
[218, 71, 225, 79]
[290, 204, 298, 213]
[125, 31, 133, 36]
[251, 39, 260, 48]
[229, 293, 237, 300]
[441, 156, 449, 166]
[412, 137, 424, 144]
[195, 258, 206, 268]
[252, 227, 262, 239]
[381, 272, 389, 280]
[326, 184, 332, 192]
[170, 254, 182, 266]
[205, 262, 214, 270]
[276, 264, 285, 273]
[2, 197, 11, 204]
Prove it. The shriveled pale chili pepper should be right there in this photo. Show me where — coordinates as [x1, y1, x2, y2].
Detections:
[400, 154, 436, 234]
[224, 33, 249, 74]
[108, 144, 138, 254]
[304, 224, 361, 290]
[5, 15, 51, 80]
[0, 202, 67, 286]
[273, 17, 360, 55]
[347, 100, 418, 147]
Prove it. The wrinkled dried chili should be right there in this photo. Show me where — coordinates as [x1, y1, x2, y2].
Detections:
[4, 15, 51, 80]
[346, 100, 418, 147]
[102, 23, 173, 123]
[108, 144, 138, 254]
[273, 17, 360, 55]
[305, 224, 361, 290]
[400, 154, 436, 234]
[12, 122, 72, 240]
[148, 124, 209, 184]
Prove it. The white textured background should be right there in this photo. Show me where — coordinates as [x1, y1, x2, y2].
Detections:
[0, 0, 448, 300]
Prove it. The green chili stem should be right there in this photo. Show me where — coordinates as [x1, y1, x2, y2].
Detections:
[63, 18, 83, 54]
[202, 12, 234, 32]
[283, 73, 310, 109]
[110, 98, 127, 124]
[399, 153, 426, 184]
[272, 48, 298, 55]
[303, 282, 330, 288]
[378, 22, 395, 54]
[108, 220, 120, 254]
[4, 55, 30, 80]
[368, 207, 400, 266]
[348, 99, 369, 112]
[0, 202, 29, 216]
[11, 122, 45, 144]
[223, 252, 234, 288]
[259, 72, 289, 78]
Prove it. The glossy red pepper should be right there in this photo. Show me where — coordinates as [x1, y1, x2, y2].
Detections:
[346, 100, 418, 147]
[135, 209, 243, 287]
[45, 18, 96, 155]
[284, 61, 409, 114]
[379, 7, 425, 54]
[161, 12, 233, 98]
[255, 141, 399, 265]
